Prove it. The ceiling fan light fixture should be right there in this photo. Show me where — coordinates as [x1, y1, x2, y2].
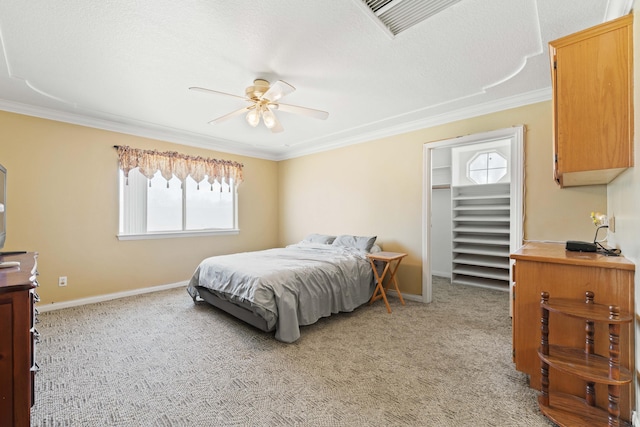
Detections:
[262, 107, 277, 129]
[246, 108, 260, 127]
[192, 79, 328, 133]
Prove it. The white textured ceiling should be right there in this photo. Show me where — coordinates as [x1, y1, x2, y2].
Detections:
[0, 0, 631, 160]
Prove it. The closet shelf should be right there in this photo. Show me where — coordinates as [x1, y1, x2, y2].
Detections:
[453, 215, 510, 222]
[452, 266, 509, 281]
[454, 235, 510, 246]
[453, 244, 510, 257]
[451, 275, 509, 291]
[453, 254, 510, 269]
[451, 182, 510, 191]
[453, 194, 511, 201]
[453, 204, 510, 211]
[452, 182, 511, 291]
[453, 225, 510, 234]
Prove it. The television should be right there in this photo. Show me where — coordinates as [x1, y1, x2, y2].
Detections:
[0, 163, 5, 250]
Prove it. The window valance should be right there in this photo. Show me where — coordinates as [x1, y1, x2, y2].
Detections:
[115, 145, 243, 189]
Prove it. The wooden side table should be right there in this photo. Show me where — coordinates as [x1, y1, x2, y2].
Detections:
[510, 242, 635, 420]
[367, 251, 407, 313]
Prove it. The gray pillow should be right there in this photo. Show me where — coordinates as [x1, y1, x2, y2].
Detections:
[332, 234, 377, 252]
[302, 233, 336, 244]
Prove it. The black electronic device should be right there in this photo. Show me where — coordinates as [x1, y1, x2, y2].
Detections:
[566, 240, 597, 252]
[0, 251, 27, 256]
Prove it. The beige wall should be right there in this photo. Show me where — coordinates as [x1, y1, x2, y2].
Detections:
[0, 111, 279, 306]
[1, 100, 611, 303]
[278, 101, 607, 296]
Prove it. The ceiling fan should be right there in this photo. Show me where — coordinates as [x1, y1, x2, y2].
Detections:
[189, 79, 329, 133]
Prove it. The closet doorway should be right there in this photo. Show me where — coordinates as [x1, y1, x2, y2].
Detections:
[421, 126, 524, 313]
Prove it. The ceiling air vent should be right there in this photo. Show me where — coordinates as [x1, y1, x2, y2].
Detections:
[359, 0, 463, 36]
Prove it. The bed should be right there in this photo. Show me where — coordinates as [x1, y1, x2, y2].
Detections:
[186, 234, 379, 343]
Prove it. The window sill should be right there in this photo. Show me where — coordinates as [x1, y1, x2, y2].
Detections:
[117, 229, 240, 241]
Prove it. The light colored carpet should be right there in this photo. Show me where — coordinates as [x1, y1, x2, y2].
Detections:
[30, 277, 553, 426]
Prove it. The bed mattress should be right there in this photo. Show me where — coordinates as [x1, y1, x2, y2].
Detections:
[187, 243, 375, 342]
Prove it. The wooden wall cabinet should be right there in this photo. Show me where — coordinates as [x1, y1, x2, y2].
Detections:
[0, 253, 39, 427]
[510, 242, 635, 421]
[550, 14, 634, 187]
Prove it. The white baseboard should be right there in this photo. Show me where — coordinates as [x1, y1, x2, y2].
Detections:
[38, 281, 424, 312]
[633, 410, 638, 426]
[431, 271, 450, 278]
[37, 280, 188, 313]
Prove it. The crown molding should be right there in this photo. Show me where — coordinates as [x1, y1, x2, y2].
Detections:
[275, 88, 552, 160]
[604, 0, 633, 21]
[0, 87, 551, 162]
[0, 99, 281, 161]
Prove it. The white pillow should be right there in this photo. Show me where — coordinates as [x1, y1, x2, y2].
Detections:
[301, 233, 336, 244]
[369, 244, 382, 254]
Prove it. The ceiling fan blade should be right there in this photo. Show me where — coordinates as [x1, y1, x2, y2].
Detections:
[208, 106, 251, 124]
[262, 80, 295, 102]
[189, 86, 248, 101]
[266, 109, 284, 133]
[274, 102, 329, 120]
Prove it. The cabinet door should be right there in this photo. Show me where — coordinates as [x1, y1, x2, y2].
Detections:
[551, 15, 633, 186]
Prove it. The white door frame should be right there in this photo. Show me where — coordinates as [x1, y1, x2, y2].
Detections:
[421, 126, 524, 305]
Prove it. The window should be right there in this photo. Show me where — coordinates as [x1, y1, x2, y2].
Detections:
[115, 145, 242, 240]
[467, 150, 507, 184]
[118, 167, 237, 239]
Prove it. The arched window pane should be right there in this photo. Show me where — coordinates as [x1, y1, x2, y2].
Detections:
[469, 153, 488, 171]
[469, 170, 487, 184]
[488, 153, 507, 168]
[467, 151, 507, 184]
[488, 168, 507, 183]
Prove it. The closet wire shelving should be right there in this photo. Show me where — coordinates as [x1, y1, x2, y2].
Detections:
[451, 182, 511, 291]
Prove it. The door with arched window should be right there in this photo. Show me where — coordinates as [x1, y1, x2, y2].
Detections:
[423, 127, 524, 315]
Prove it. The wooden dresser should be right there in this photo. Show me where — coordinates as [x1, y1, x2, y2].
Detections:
[510, 242, 635, 421]
[0, 252, 39, 427]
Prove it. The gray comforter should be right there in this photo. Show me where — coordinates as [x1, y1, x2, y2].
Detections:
[187, 243, 375, 343]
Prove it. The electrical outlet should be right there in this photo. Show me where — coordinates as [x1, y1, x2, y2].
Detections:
[58, 276, 67, 287]
[609, 215, 615, 233]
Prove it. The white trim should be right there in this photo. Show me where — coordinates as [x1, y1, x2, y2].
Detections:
[422, 145, 434, 303]
[38, 280, 423, 312]
[604, 0, 633, 21]
[280, 89, 550, 160]
[422, 126, 524, 307]
[0, 89, 549, 162]
[117, 229, 239, 240]
[510, 126, 525, 248]
[37, 280, 189, 312]
[431, 270, 450, 278]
